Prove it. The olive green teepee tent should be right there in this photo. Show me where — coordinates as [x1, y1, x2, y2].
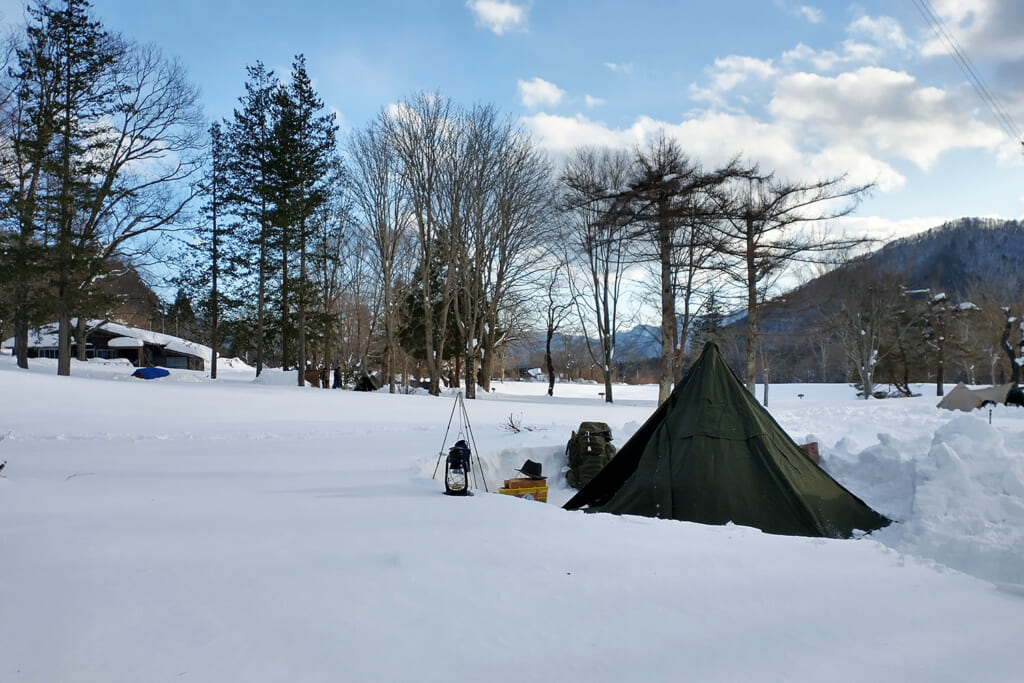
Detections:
[563, 342, 890, 538]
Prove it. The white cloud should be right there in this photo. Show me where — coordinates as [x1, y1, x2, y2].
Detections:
[519, 112, 649, 152]
[517, 77, 566, 109]
[690, 55, 777, 107]
[769, 66, 1006, 170]
[782, 43, 842, 71]
[466, 0, 528, 36]
[782, 16, 909, 72]
[603, 62, 634, 75]
[584, 94, 606, 108]
[521, 2, 1018, 234]
[914, 1, 1024, 139]
[520, 110, 805, 175]
[517, 101, 1010, 247]
[920, 0, 1024, 61]
[520, 98, 914, 193]
[805, 144, 904, 192]
[849, 15, 910, 51]
[711, 55, 777, 90]
[838, 40, 885, 64]
[776, 1, 824, 24]
[835, 215, 947, 244]
[798, 5, 824, 24]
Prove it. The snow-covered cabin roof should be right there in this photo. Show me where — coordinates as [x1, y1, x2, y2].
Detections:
[108, 336, 145, 349]
[2, 319, 212, 364]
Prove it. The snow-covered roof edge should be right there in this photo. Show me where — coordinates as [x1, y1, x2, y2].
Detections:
[1, 319, 213, 364]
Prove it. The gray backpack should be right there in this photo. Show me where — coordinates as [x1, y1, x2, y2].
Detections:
[565, 421, 616, 489]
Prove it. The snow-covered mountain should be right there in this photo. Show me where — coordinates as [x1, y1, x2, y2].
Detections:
[857, 217, 1024, 298]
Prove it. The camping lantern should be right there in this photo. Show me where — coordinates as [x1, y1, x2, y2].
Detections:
[432, 392, 488, 496]
[444, 440, 471, 496]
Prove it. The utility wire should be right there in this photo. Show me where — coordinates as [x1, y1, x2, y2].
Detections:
[912, 0, 1024, 146]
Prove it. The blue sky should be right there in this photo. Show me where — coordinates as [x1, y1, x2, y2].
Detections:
[3, 0, 1023, 244]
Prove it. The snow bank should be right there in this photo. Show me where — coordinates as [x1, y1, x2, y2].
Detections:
[870, 414, 1024, 585]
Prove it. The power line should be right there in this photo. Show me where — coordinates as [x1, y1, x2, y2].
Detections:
[912, 0, 1024, 146]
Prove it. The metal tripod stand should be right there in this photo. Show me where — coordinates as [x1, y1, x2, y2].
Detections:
[432, 391, 489, 493]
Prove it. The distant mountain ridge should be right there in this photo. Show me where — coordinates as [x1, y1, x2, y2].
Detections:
[505, 324, 662, 367]
[859, 217, 1024, 298]
[650, 217, 1024, 355]
[745, 217, 1024, 334]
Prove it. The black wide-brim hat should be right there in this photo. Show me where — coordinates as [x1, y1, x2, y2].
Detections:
[516, 459, 544, 480]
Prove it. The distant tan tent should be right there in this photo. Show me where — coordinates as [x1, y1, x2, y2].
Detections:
[937, 383, 1014, 412]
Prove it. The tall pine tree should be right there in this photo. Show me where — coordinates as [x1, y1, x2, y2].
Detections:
[225, 56, 337, 381]
[175, 122, 239, 378]
[7, 0, 123, 375]
[225, 62, 277, 376]
[46, 0, 122, 375]
[279, 55, 338, 386]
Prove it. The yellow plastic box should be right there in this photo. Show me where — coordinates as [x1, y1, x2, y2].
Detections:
[498, 485, 548, 502]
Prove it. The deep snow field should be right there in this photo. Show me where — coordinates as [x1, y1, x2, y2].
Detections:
[1, 354, 1023, 682]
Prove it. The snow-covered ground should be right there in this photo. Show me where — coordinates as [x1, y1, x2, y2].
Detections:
[2, 355, 1022, 682]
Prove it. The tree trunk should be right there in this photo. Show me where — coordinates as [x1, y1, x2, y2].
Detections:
[384, 281, 395, 394]
[1000, 317, 1020, 383]
[478, 339, 494, 393]
[658, 214, 675, 405]
[451, 352, 460, 391]
[75, 318, 88, 361]
[296, 231, 307, 387]
[759, 342, 769, 406]
[603, 339, 614, 403]
[478, 325, 493, 393]
[57, 306, 72, 376]
[935, 309, 946, 396]
[282, 244, 290, 371]
[545, 326, 556, 397]
[463, 348, 476, 399]
[210, 238, 219, 380]
[744, 227, 758, 392]
[384, 338, 394, 394]
[13, 280, 30, 369]
[420, 264, 441, 396]
[859, 364, 874, 400]
[896, 346, 910, 397]
[256, 264, 265, 375]
[256, 209, 267, 377]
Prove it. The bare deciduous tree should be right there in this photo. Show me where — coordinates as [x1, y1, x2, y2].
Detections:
[713, 168, 873, 392]
[999, 306, 1024, 384]
[619, 133, 736, 403]
[538, 265, 573, 396]
[560, 147, 634, 403]
[383, 92, 458, 396]
[348, 116, 414, 393]
[830, 266, 914, 399]
[472, 112, 554, 393]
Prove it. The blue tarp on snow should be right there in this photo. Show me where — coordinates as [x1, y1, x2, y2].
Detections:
[132, 367, 170, 380]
